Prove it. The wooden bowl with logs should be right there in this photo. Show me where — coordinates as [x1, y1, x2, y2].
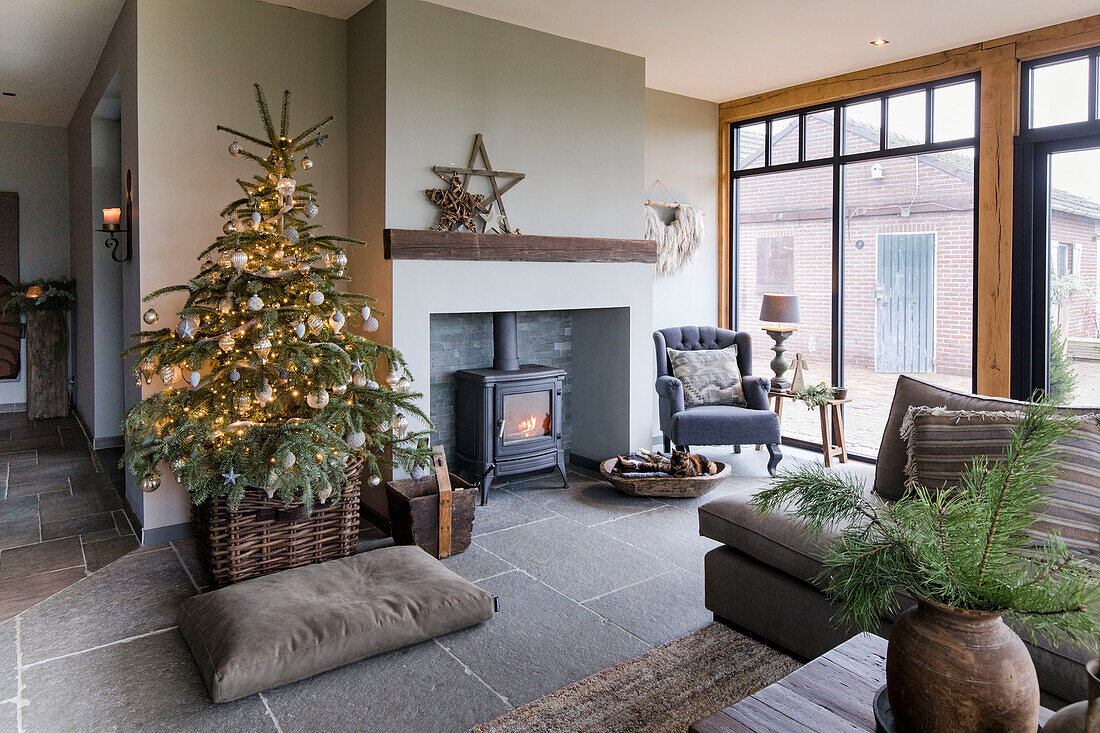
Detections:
[599, 458, 731, 498]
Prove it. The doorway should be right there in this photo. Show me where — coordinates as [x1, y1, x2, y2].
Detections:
[876, 233, 935, 373]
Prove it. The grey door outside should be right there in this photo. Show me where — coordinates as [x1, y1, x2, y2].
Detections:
[876, 233, 935, 373]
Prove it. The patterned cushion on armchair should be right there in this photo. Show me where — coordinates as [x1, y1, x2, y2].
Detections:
[666, 346, 747, 408]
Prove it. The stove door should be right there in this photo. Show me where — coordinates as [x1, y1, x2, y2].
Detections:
[494, 378, 561, 459]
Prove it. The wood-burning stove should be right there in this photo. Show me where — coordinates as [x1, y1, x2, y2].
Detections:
[454, 312, 568, 505]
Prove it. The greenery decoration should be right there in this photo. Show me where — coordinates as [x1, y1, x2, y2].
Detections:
[752, 399, 1099, 650]
[791, 382, 837, 408]
[5, 279, 76, 313]
[122, 84, 432, 511]
[1048, 323, 1077, 405]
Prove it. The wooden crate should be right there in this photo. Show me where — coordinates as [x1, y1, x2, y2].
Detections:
[385, 473, 476, 558]
[193, 461, 363, 587]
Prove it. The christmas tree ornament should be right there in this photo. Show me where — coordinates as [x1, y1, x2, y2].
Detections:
[218, 334, 235, 352]
[279, 369, 290, 383]
[284, 226, 300, 244]
[274, 248, 284, 259]
[139, 359, 156, 384]
[352, 372, 368, 388]
[306, 389, 330, 409]
[392, 413, 409, 439]
[143, 308, 159, 325]
[366, 379, 379, 390]
[332, 383, 347, 395]
[246, 294, 264, 311]
[300, 156, 313, 170]
[378, 420, 390, 433]
[411, 464, 428, 480]
[350, 357, 365, 372]
[365, 316, 379, 333]
[189, 371, 201, 388]
[235, 393, 251, 413]
[176, 316, 199, 340]
[361, 305, 371, 321]
[170, 457, 186, 478]
[160, 364, 181, 386]
[303, 198, 318, 219]
[254, 381, 273, 406]
[283, 452, 297, 468]
[294, 321, 306, 338]
[307, 314, 325, 332]
[230, 250, 248, 271]
[308, 290, 324, 305]
[396, 376, 411, 393]
[221, 467, 241, 486]
[368, 475, 381, 487]
[140, 473, 161, 493]
[264, 482, 277, 499]
[253, 337, 272, 361]
[222, 220, 237, 235]
[229, 369, 240, 382]
[346, 431, 366, 448]
[317, 486, 332, 503]
[329, 310, 345, 333]
[251, 210, 262, 226]
[275, 177, 296, 197]
[217, 252, 232, 268]
[218, 296, 233, 314]
[228, 140, 243, 157]
[386, 368, 401, 389]
[332, 252, 348, 271]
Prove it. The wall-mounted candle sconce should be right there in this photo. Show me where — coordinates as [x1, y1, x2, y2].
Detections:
[98, 169, 132, 262]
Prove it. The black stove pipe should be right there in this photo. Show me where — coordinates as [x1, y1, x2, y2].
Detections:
[493, 311, 520, 371]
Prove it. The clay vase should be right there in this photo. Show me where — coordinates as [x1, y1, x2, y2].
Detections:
[887, 596, 1039, 732]
[1042, 659, 1100, 733]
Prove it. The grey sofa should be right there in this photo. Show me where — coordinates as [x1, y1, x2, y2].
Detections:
[700, 374, 1096, 704]
[654, 326, 782, 475]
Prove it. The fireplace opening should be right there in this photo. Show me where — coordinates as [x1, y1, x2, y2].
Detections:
[453, 312, 568, 504]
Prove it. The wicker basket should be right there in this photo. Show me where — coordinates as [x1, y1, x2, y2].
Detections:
[192, 461, 363, 587]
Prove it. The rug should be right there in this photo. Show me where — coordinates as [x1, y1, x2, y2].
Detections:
[468, 622, 800, 733]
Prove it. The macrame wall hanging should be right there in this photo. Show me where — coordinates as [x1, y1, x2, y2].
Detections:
[644, 180, 705, 277]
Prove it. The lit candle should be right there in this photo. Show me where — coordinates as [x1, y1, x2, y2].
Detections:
[102, 207, 121, 229]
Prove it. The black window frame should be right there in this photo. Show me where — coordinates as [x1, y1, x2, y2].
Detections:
[729, 73, 981, 456]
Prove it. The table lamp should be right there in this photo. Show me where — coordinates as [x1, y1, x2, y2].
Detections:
[759, 294, 801, 392]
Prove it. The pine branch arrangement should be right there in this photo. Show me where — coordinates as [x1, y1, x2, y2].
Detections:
[752, 399, 1100, 651]
[791, 383, 837, 408]
[122, 84, 433, 511]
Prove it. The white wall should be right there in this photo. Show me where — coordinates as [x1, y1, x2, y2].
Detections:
[0, 121, 71, 406]
[646, 88, 719, 331]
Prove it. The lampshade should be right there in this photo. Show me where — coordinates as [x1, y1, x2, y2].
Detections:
[759, 293, 801, 324]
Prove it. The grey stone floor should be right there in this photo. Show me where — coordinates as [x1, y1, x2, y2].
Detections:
[0, 445, 874, 733]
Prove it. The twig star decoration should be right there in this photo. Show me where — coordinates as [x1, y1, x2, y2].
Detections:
[425, 173, 483, 232]
[427, 134, 525, 234]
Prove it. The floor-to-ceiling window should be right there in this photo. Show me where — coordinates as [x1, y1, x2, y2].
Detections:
[731, 77, 979, 456]
[1014, 48, 1100, 406]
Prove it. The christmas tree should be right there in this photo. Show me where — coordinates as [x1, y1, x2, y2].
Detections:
[123, 84, 430, 511]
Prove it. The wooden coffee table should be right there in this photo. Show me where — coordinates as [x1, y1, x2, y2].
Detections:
[689, 633, 1054, 732]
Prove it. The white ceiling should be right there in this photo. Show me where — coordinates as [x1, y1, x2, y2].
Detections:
[269, 0, 1099, 102]
[4, 0, 1098, 127]
[0, 0, 126, 127]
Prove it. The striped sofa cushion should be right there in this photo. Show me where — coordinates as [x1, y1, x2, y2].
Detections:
[901, 406, 1100, 564]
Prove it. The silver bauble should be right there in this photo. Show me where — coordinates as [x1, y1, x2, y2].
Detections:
[228, 140, 243, 157]
[332, 383, 347, 395]
[140, 473, 161, 493]
[275, 177, 296, 196]
[308, 290, 324, 306]
[411, 464, 429, 481]
[142, 308, 159, 326]
[176, 316, 199, 340]
[284, 226, 299, 244]
[332, 252, 348, 270]
[361, 305, 371, 321]
[346, 431, 366, 449]
[294, 321, 306, 338]
[392, 413, 409, 439]
[303, 200, 318, 219]
[329, 310, 345, 333]
[189, 371, 201, 388]
[251, 210, 262, 226]
[366, 379, 379, 390]
[170, 457, 186, 476]
[369, 475, 382, 487]
[365, 316, 379, 333]
[218, 333, 235, 352]
[300, 156, 313, 170]
[255, 381, 272, 405]
[386, 368, 401, 389]
[317, 487, 333, 503]
[306, 389, 329, 409]
[230, 250, 248, 271]
[229, 369, 240, 382]
[352, 372, 368, 388]
[160, 364, 181, 386]
[307, 314, 325, 332]
[396, 376, 411, 393]
[283, 452, 297, 468]
[246, 294, 264, 311]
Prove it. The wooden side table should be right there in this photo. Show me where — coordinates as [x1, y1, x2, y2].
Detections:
[764, 390, 850, 467]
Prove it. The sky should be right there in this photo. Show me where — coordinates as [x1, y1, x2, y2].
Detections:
[1033, 56, 1100, 204]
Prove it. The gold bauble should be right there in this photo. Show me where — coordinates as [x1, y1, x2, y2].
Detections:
[142, 308, 159, 325]
[139, 474, 161, 493]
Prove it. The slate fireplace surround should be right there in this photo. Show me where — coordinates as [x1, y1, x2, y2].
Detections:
[453, 312, 568, 505]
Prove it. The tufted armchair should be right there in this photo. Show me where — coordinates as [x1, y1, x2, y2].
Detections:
[654, 326, 783, 475]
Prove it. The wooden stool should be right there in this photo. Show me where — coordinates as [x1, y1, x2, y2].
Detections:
[761, 391, 850, 467]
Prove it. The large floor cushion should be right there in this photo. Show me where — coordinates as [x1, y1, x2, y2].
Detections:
[178, 545, 495, 702]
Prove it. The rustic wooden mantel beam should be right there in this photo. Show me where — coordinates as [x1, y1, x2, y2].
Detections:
[383, 229, 657, 264]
